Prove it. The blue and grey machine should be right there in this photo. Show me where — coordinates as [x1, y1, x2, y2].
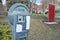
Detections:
[8, 3, 30, 40]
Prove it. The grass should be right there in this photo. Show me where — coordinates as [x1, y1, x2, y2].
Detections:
[31, 14, 47, 19]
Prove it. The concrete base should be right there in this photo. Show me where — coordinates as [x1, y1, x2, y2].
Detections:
[44, 22, 58, 24]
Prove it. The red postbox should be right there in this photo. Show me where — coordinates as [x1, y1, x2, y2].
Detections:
[45, 4, 57, 24]
[49, 4, 55, 22]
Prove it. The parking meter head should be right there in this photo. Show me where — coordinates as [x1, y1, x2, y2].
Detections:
[8, 3, 31, 40]
[8, 3, 30, 25]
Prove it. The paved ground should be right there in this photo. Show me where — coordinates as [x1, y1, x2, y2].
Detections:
[28, 15, 60, 40]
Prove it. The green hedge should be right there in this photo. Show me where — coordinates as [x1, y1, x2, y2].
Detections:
[0, 25, 12, 40]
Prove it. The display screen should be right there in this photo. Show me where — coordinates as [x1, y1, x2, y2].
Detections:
[12, 6, 28, 15]
[16, 8, 25, 12]
[15, 7, 25, 12]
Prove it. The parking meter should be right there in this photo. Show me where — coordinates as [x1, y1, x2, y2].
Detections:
[8, 3, 30, 40]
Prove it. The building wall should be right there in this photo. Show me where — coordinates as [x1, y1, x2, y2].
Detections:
[42, 0, 58, 11]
